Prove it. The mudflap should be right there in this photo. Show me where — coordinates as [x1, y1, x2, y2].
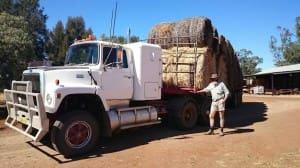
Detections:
[4, 81, 49, 141]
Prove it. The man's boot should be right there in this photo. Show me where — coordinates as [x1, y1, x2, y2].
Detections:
[206, 127, 214, 135]
[220, 127, 224, 136]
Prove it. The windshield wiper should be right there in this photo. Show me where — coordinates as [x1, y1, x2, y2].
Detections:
[78, 63, 89, 66]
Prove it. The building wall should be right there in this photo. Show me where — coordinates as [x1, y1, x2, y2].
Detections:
[256, 72, 300, 90]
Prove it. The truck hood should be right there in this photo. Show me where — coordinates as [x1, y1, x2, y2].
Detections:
[29, 65, 90, 71]
[23, 66, 99, 96]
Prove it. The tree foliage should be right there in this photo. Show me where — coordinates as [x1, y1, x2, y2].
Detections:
[0, 0, 47, 89]
[0, 12, 33, 89]
[270, 17, 300, 66]
[14, 0, 47, 60]
[236, 49, 263, 76]
[46, 21, 67, 65]
[65, 16, 88, 46]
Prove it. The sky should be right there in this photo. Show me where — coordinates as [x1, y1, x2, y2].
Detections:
[40, 0, 300, 70]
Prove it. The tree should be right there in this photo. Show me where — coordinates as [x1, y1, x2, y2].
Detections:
[0, 12, 34, 89]
[0, 0, 13, 13]
[236, 49, 263, 76]
[0, 0, 47, 89]
[98, 33, 140, 43]
[46, 18, 94, 65]
[130, 35, 139, 43]
[46, 21, 67, 65]
[65, 16, 87, 46]
[270, 17, 300, 66]
[13, 0, 48, 61]
[84, 27, 93, 37]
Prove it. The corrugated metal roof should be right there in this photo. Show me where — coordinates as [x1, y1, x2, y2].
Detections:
[255, 63, 300, 75]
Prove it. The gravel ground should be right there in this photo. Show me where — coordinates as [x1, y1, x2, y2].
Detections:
[0, 94, 299, 168]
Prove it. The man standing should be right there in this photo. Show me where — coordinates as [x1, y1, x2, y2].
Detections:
[198, 73, 230, 136]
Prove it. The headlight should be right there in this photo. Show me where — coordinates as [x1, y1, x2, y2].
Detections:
[46, 94, 53, 105]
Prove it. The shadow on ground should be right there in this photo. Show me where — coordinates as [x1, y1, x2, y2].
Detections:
[25, 101, 268, 163]
[0, 107, 7, 119]
[226, 102, 268, 128]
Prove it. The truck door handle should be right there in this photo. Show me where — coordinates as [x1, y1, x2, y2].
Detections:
[124, 75, 132, 79]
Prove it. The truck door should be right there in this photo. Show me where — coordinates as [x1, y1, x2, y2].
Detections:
[101, 46, 133, 99]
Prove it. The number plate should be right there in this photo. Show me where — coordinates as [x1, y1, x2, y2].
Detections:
[20, 117, 28, 124]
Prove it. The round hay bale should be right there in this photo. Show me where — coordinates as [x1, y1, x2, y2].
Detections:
[212, 28, 219, 53]
[218, 35, 228, 55]
[217, 54, 229, 88]
[172, 17, 214, 48]
[225, 40, 234, 58]
[148, 22, 175, 49]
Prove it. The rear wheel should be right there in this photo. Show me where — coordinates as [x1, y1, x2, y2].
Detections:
[197, 96, 211, 125]
[51, 111, 100, 157]
[168, 98, 198, 130]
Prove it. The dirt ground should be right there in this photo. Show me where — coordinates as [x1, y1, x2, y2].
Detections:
[0, 95, 300, 168]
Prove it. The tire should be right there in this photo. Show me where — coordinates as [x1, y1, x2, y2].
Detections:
[168, 98, 198, 130]
[197, 97, 210, 125]
[51, 111, 100, 157]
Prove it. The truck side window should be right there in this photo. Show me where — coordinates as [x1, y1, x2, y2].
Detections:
[103, 46, 128, 68]
[103, 47, 117, 67]
[122, 50, 128, 68]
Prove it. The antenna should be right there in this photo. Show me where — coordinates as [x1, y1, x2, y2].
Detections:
[127, 27, 131, 43]
[105, 0, 118, 65]
[109, 1, 118, 43]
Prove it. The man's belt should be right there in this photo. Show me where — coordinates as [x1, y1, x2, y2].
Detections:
[212, 97, 224, 102]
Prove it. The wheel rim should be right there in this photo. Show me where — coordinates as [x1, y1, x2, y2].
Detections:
[183, 103, 197, 125]
[184, 107, 193, 122]
[65, 121, 92, 148]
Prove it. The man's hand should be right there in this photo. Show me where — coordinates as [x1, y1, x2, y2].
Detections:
[197, 89, 204, 93]
[221, 95, 229, 104]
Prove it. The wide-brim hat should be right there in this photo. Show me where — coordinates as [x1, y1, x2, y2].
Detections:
[210, 73, 218, 79]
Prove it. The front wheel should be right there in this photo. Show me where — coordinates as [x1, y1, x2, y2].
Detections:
[51, 111, 100, 157]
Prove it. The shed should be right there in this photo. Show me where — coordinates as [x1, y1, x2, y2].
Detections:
[254, 64, 300, 95]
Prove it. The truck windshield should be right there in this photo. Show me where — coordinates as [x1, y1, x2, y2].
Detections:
[65, 43, 99, 65]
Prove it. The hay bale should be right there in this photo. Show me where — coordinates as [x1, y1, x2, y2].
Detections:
[162, 47, 216, 89]
[172, 17, 214, 48]
[212, 28, 219, 53]
[148, 22, 175, 49]
[149, 17, 243, 91]
[217, 54, 229, 88]
[148, 17, 214, 48]
[0, 92, 5, 106]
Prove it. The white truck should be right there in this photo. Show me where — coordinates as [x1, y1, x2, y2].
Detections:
[3, 38, 214, 157]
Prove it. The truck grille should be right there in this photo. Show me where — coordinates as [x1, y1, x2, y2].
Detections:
[23, 73, 40, 93]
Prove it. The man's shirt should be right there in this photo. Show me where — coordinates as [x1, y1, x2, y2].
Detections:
[202, 81, 230, 101]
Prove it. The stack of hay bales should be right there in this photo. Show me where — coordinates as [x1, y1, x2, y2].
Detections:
[148, 17, 243, 91]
